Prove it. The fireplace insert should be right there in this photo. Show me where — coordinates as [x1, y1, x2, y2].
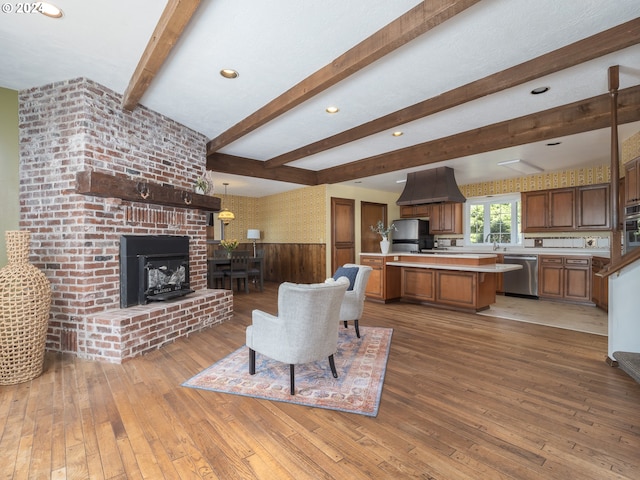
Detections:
[119, 235, 194, 308]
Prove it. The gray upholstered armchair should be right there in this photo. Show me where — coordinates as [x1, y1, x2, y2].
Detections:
[246, 277, 349, 395]
[333, 263, 373, 338]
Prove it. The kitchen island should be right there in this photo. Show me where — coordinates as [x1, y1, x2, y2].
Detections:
[360, 252, 522, 312]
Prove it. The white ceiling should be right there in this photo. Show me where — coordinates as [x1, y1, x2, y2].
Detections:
[1, 0, 639, 197]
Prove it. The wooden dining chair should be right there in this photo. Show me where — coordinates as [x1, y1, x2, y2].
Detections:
[224, 250, 250, 293]
[207, 258, 225, 289]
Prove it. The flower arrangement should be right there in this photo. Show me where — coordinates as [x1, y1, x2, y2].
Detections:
[194, 174, 213, 195]
[220, 239, 239, 253]
[370, 220, 396, 239]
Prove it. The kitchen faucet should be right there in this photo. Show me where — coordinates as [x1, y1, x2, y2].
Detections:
[485, 233, 499, 251]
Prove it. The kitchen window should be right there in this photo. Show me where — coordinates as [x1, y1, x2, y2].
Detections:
[464, 193, 522, 246]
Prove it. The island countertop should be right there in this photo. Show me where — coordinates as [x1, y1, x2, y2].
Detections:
[360, 252, 516, 312]
[359, 252, 522, 272]
[360, 252, 498, 259]
[385, 260, 522, 273]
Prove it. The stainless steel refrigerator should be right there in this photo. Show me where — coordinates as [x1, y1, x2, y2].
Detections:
[391, 219, 434, 252]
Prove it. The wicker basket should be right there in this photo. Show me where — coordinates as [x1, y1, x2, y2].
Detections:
[0, 231, 52, 385]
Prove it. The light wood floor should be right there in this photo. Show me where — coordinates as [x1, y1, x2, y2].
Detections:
[478, 295, 608, 336]
[1, 283, 639, 479]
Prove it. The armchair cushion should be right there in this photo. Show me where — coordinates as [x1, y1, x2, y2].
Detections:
[332, 266, 359, 290]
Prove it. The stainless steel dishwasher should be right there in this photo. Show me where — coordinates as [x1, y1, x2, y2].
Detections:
[502, 254, 538, 298]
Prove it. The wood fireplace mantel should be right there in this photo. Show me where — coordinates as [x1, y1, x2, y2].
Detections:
[75, 169, 221, 211]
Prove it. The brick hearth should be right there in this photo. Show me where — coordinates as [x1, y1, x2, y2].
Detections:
[18, 77, 232, 363]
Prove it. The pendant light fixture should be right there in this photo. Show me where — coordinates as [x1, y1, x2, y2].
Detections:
[218, 182, 235, 225]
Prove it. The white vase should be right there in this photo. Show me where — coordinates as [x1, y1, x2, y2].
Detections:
[380, 238, 390, 255]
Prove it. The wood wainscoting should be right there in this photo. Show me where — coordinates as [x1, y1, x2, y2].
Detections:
[207, 242, 327, 284]
[261, 243, 326, 284]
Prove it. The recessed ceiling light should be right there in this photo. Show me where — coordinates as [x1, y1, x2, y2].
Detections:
[531, 86, 550, 95]
[220, 69, 239, 79]
[546, 141, 562, 146]
[392, 131, 403, 137]
[39, 2, 63, 18]
[326, 106, 339, 114]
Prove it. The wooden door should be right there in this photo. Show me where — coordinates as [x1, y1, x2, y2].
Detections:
[361, 201, 387, 255]
[331, 197, 355, 273]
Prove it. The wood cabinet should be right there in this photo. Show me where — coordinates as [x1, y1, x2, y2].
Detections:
[591, 256, 609, 311]
[625, 156, 640, 205]
[398, 203, 463, 233]
[495, 254, 504, 294]
[361, 255, 401, 302]
[400, 267, 496, 311]
[523, 184, 612, 232]
[522, 188, 575, 232]
[429, 203, 463, 234]
[399, 204, 431, 218]
[538, 255, 591, 304]
[401, 268, 435, 302]
[576, 184, 610, 230]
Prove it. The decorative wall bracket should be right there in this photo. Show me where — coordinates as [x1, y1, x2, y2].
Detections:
[75, 170, 221, 211]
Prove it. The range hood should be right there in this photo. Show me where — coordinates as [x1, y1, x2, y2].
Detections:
[396, 167, 466, 205]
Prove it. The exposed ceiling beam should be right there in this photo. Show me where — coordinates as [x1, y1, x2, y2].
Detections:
[206, 154, 318, 186]
[316, 84, 640, 184]
[205, 0, 481, 155]
[207, 85, 640, 186]
[265, 18, 640, 169]
[121, 0, 201, 111]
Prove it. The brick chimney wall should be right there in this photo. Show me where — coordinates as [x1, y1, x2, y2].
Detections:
[18, 77, 231, 362]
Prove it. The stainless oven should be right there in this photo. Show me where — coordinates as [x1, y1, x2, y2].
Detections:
[624, 204, 640, 254]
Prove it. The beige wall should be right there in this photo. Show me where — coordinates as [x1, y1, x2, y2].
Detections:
[0, 87, 20, 267]
[211, 184, 327, 245]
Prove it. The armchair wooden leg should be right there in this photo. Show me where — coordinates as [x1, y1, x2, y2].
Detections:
[343, 321, 348, 329]
[289, 364, 295, 395]
[328, 354, 338, 378]
[354, 320, 360, 338]
[249, 348, 256, 374]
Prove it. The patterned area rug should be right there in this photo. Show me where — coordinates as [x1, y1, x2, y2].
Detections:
[182, 326, 392, 417]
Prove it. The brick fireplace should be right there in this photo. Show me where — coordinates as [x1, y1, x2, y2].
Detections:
[18, 77, 232, 363]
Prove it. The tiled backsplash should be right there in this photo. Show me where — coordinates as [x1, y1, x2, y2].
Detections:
[524, 236, 610, 249]
[437, 235, 610, 249]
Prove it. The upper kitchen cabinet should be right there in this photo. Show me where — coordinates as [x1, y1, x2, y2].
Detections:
[523, 184, 612, 233]
[399, 204, 431, 218]
[625, 156, 640, 205]
[576, 184, 610, 230]
[399, 203, 462, 234]
[522, 188, 575, 232]
[430, 203, 463, 235]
